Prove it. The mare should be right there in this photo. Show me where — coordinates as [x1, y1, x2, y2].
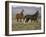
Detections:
[16, 9, 24, 22]
[24, 11, 39, 23]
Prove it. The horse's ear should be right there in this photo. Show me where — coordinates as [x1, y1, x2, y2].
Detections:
[22, 9, 24, 12]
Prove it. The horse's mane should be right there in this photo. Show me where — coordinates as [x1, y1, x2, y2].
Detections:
[33, 11, 39, 16]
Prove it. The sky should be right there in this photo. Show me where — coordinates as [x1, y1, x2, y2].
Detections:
[12, 6, 41, 16]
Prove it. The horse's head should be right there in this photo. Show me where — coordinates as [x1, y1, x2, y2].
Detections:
[21, 9, 24, 16]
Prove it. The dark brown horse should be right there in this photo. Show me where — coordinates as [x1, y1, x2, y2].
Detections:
[24, 11, 39, 23]
[16, 9, 24, 22]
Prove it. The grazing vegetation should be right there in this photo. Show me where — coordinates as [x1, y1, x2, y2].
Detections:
[12, 18, 41, 31]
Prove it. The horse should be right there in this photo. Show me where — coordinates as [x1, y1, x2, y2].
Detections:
[24, 11, 39, 23]
[16, 9, 24, 22]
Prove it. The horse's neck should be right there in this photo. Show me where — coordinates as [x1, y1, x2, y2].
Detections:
[33, 12, 38, 17]
[20, 10, 23, 14]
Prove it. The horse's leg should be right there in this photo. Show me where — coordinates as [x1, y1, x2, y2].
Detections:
[36, 19, 38, 23]
[37, 18, 38, 23]
[34, 20, 35, 22]
[23, 18, 25, 22]
[17, 18, 19, 22]
[34, 17, 38, 23]
[25, 18, 29, 23]
[20, 19, 22, 22]
[31, 19, 32, 23]
[34, 19, 38, 23]
[22, 18, 23, 22]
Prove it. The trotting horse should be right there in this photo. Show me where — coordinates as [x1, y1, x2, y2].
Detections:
[16, 9, 24, 22]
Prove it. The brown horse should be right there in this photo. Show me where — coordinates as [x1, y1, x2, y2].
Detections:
[16, 9, 24, 22]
